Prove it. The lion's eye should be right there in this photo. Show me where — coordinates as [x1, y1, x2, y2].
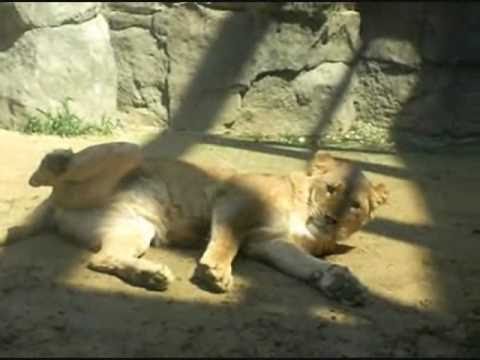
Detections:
[326, 184, 336, 194]
[351, 201, 361, 209]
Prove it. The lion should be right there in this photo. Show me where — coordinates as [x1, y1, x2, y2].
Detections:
[5, 142, 388, 306]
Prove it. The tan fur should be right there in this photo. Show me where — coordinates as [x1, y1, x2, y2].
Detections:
[6, 143, 388, 306]
[28, 142, 144, 209]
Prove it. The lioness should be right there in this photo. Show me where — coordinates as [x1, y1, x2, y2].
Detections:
[5, 142, 387, 306]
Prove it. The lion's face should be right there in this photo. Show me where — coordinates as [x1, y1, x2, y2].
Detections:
[305, 152, 388, 250]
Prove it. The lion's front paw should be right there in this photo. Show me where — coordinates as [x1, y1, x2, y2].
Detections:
[139, 267, 173, 291]
[310, 264, 366, 306]
[191, 262, 233, 293]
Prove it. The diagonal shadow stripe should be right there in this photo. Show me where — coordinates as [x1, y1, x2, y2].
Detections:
[144, 7, 274, 158]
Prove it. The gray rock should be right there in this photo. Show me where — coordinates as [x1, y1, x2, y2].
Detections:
[0, 3, 28, 51]
[114, 108, 168, 132]
[293, 62, 358, 135]
[352, 60, 480, 139]
[449, 70, 480, 137]
[152, 6, 258, 130]
[110, 27, 169, 126]
[154, 5, 359, 132]
[279, 2, 333, 17]
[0, 15, 117, 128]
[234, 76, 300, 137]
[364, 39, 421, 68]
[223, 62, 358, 139]
[306, 9, 361, 68]
[242, 21, 318, 80]
[202, 2, 346, 16]
[421, 4, 460, 64]
[359, 3, 423, 67]
[0, 1, 479, 147]
[201, 2, 248, 11]
[202, 2, 281, 12]
[103, 11, 152, 31]
[180, 89, 242, 133]
[422, 4, 480, 64]
[353, 61, 419, 129]
[105, 2, 166, 15]
[15, 2, 101, 28]
[396, 65, 453, 136]
[397, 93, 453, 136]
[240, 8, 360, 77]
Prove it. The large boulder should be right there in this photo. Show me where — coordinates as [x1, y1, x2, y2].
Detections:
[292, 62, 358, 135]
[359, 2, 423, 68]
[228, 62, 358, 139]
[448, 70, 480, 137]
[0, 3, 28, 51]
[106, 2, 165, 15]
[103, 10, 152, 31]
[421, 3, 480, 64]
[0, 15, 117, 128]
[15, 2, 101, 28]
[232, 75, 303, 137]
[152, 6, 259, 131]
[352, 61, 420, 131]
[110, 27, 169, 127]
[151, 4, 360, 132]
[305, 9, 361, 68]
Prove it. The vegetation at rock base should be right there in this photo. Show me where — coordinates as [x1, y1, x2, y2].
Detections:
[22, 98, 118, 137]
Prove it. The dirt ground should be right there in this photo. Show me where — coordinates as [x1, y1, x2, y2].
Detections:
[0, 127, 479, 357]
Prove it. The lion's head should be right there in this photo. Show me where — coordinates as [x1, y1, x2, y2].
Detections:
[304, 152, 388, 255]
[29, 149, 74, 187]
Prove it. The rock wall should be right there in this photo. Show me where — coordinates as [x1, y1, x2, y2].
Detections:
[0, 2, 117, 128]
[1, 2, 480, 147]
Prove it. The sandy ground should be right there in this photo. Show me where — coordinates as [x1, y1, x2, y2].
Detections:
[0, 127, 479, 357]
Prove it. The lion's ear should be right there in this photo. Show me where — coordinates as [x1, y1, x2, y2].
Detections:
[368, 182, 388, 218]
[307, 151, 336, 175]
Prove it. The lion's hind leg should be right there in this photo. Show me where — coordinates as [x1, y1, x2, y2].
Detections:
[86, 216, 174, 291]
[88, 254, 174, 291]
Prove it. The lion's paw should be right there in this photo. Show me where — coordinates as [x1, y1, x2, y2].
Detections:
[88, 256, 174, 292]
[310, 264, 366, 306]
[191, 262, 233, 293]
[139, 266, 174, 291]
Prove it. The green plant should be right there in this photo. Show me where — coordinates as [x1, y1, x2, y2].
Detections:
[23, 98, 118, 137]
